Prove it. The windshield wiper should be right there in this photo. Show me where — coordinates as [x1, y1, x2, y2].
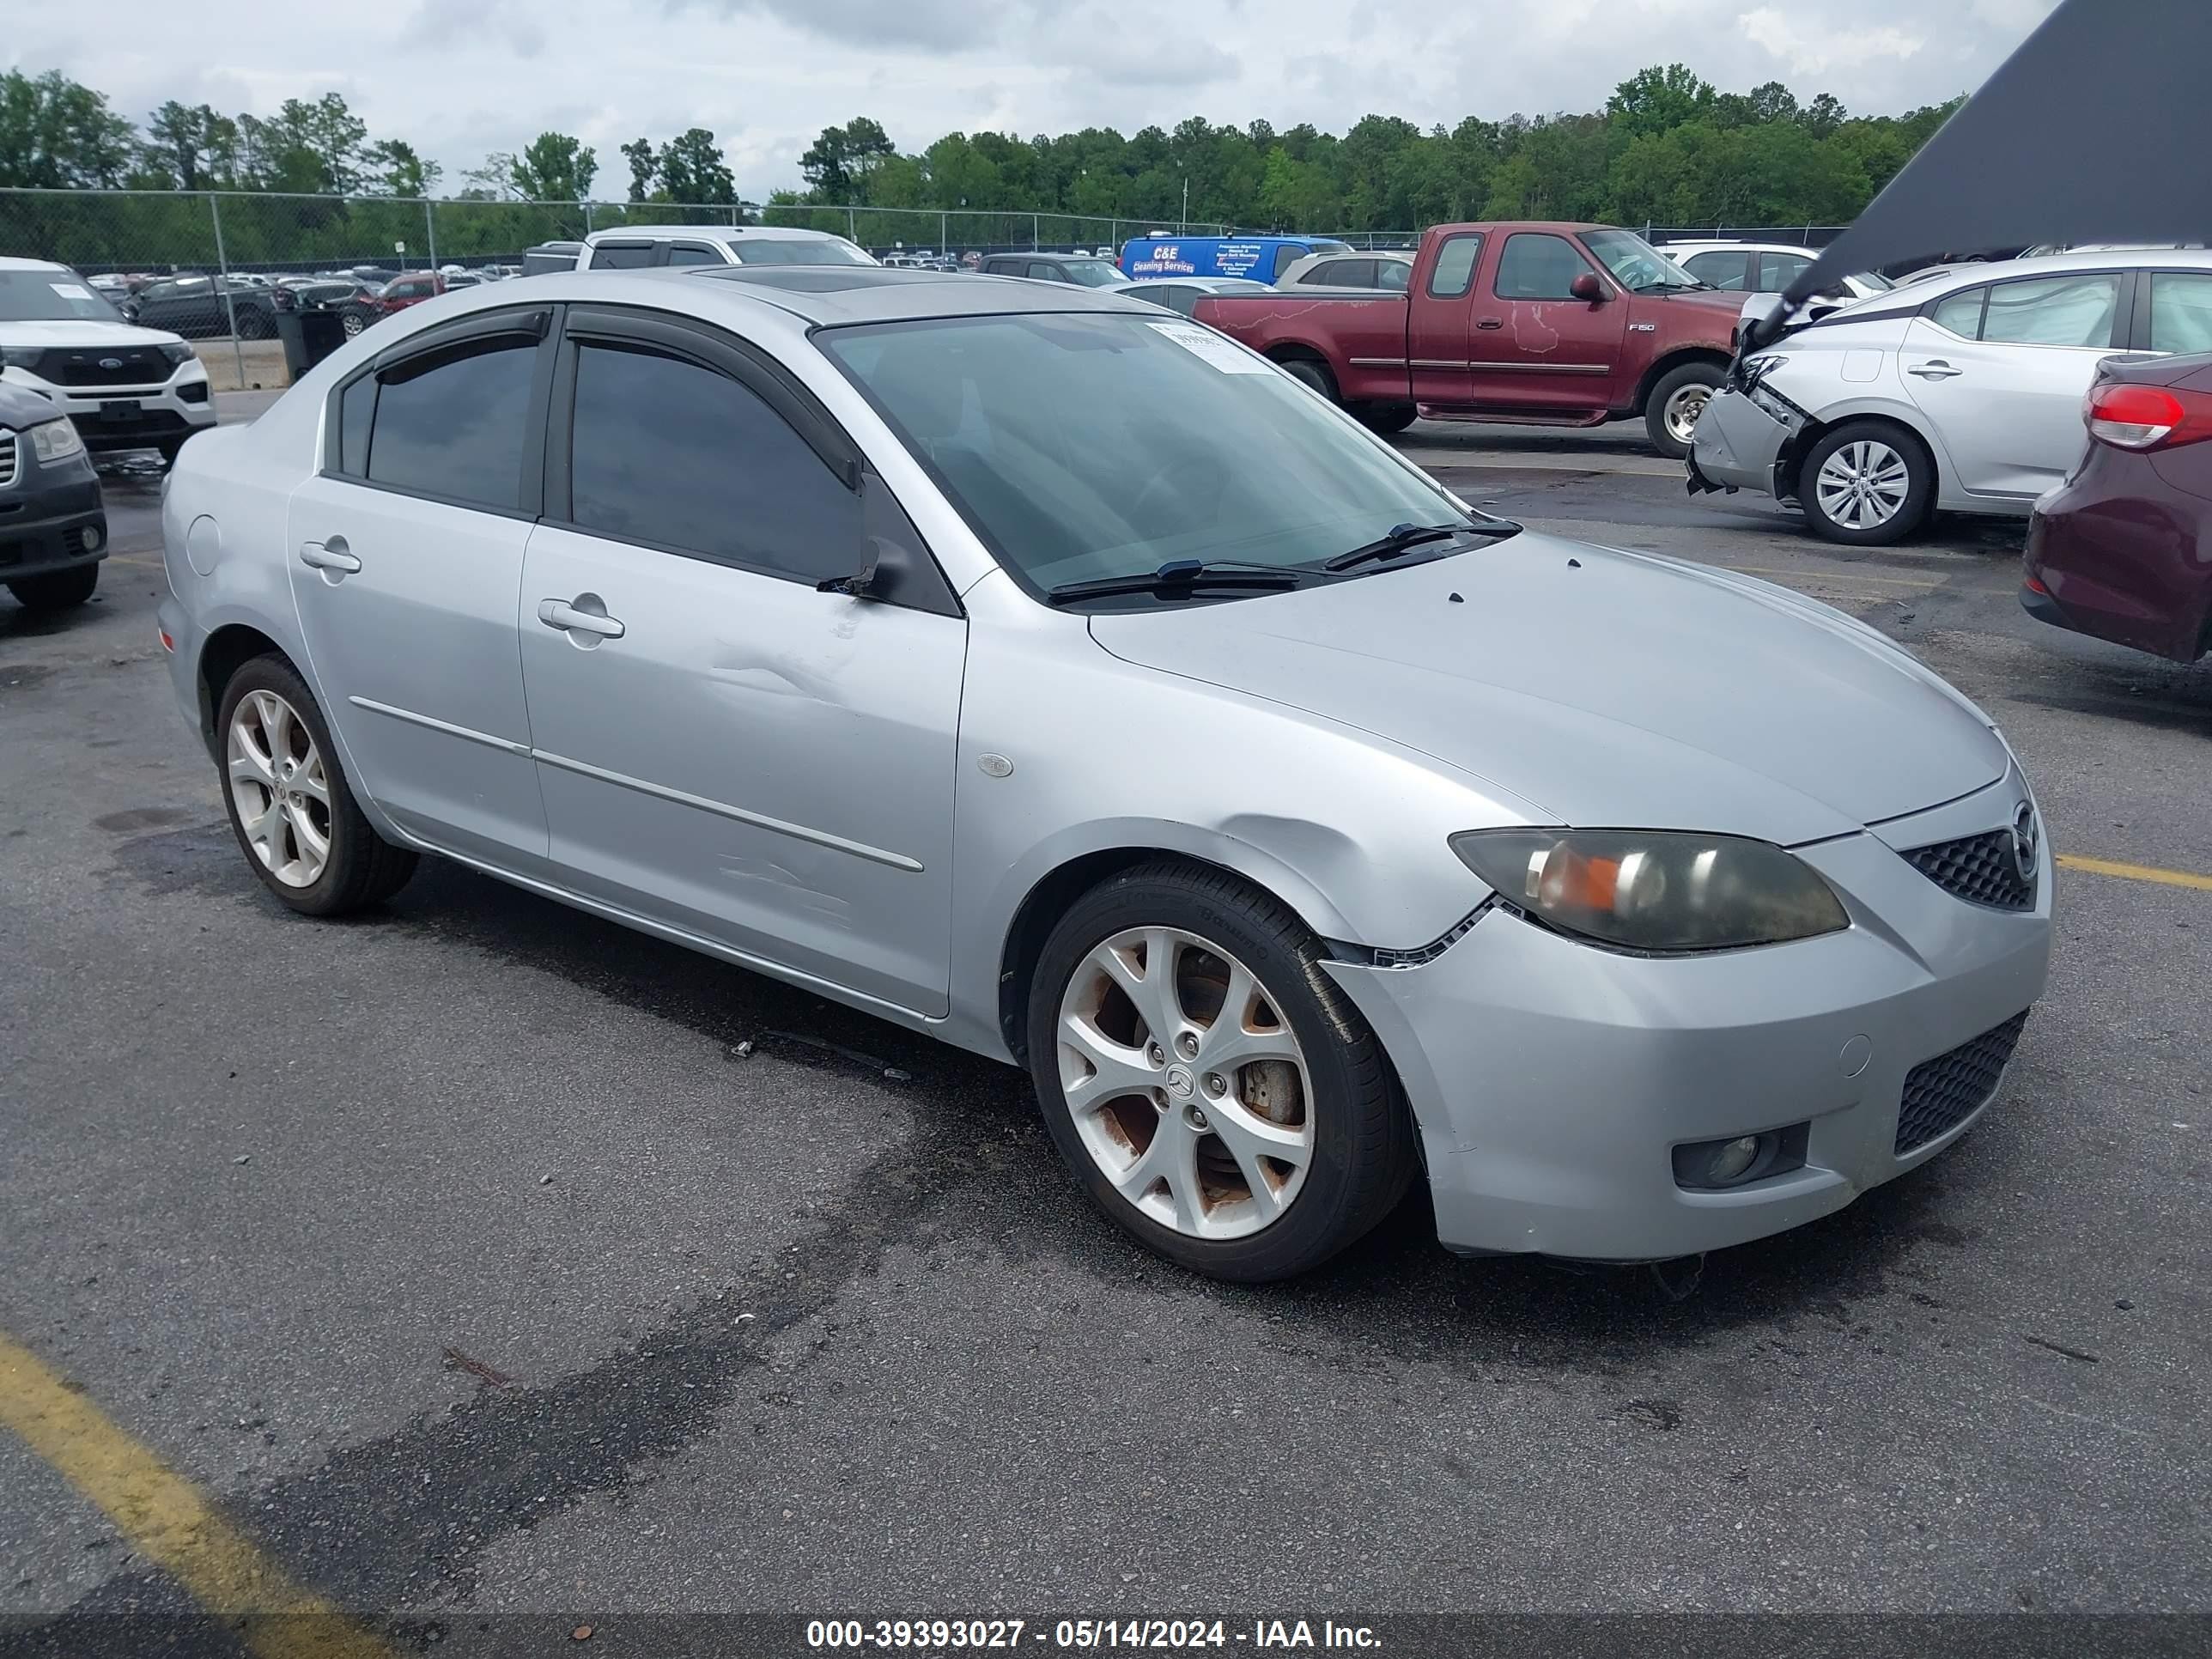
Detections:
[1046, 560, 1307, 605]
[1633, 279, 1711, 294]
[1324, 520, 1515, 573]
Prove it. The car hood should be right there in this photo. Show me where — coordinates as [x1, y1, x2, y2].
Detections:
[0, 319, 188, 349]
[1086, 531, 2008, 846]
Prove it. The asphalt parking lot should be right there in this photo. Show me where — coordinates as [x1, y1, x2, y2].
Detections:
[3, 404, 2209, 1650]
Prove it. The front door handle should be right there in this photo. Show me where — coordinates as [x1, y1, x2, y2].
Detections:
[537, 597, 625, 640]
[299, 536, 361, 574]
[1906, 360, 1963, 380]
[1474, 317, 1504, 330]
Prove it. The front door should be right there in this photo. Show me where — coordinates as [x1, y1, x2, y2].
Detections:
[517, 308, 967, 1016]
[1902, 270, 2124, 500]
[285, 307, 555, 872]
[1464, 230, 1627, 413]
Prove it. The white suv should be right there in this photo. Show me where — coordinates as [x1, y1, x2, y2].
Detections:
[0, 258, 217, 465]
[574, 225, 878, 271]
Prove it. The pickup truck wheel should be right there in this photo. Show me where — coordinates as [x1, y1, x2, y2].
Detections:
[1644, 362, 1724, 459]
[1354, 402, 1418, 435]
[1278, 357, 1339, 404]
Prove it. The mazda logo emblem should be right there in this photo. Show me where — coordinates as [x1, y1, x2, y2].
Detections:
[98, 357, 124, 370]
[2010, 802, 2039, 883]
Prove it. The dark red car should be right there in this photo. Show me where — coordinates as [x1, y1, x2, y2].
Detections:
[360, 270, 447, 325]
[2022, 349, 2212, 660]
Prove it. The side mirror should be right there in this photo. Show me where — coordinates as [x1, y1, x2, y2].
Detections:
[1570, 272, 1606, 304]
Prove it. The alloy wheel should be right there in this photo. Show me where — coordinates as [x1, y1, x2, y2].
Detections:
[1814, 440, 1911, 530]
[1663, 382, 1712, 445]
[1055, 927, 1315, 1239]
[227, 690, 332, 888]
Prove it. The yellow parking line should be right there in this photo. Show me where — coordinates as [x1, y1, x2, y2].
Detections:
[2057, 854, 2212, 893]
[0, 1332, 392, 1659]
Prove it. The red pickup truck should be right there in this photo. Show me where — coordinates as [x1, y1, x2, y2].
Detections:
[1191, 222, 1747, 458]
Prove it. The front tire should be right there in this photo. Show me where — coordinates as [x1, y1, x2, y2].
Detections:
[7, 563, 99, 611]
[1025, 860, 1413, 1282]
[1798, 420, 1936, 545]
[1644, 361, 1724, 459]
[216, 657, 418, 916]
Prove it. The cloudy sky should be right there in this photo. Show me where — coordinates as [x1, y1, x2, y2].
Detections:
[27, 0, 2058, 191]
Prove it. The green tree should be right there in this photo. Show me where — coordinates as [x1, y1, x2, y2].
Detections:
[0, 70, 137, 188]
[620, 137, 658, 201]
[144, 100, 237, 190]
[801, 117, 897, 202]
[1607, 64, 1717, 138]
[512, 131, 598, 202]
[365, 139, 440, 198]
[658, 128, 734, 204]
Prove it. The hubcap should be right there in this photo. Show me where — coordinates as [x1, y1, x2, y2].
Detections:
[1056, 927, 1315, 1240]
[1664, 383, 1711, 444]
[226, 690, 332, 888]
[1814, 440, 1911, 530]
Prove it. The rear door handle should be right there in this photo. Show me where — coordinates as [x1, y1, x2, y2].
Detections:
[537, 597, 625, 640]
[1474, 317, 1504, 330]
[1906, 361, 1963, 380]
[298, 536, 360, 574]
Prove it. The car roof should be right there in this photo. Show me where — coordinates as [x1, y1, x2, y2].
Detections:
[0, 257, 71, 274]
[1882, 245, 2212, 303]
[679, 264, 1149, 325]
[581, 225, 852, 246]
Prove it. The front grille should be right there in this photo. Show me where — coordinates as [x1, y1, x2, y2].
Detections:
[0, 431, 15, 489]
[31, 347, 171, 388]
[1895, 1010, 2028, 1154]
[1903, 827, 2035, 910]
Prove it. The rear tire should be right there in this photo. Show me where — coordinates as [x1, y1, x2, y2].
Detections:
[1277, 356, 1340, 404]
[1025, 859, 1414, 1282]
[236, 307, 270, 341]
[216, 656, 418, 916]
[1355, 401, 1418, 435]
[1798, 420, 1936, 546]
[1644, 361, 1724, 459]
[7, 563, 99, 612]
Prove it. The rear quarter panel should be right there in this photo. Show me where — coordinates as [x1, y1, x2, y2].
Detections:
[1189, 293, 1410, 401]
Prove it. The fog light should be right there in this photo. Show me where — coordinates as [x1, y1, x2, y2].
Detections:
[82, 524, 103, 553]
[1672, 1123, 1809, 1192]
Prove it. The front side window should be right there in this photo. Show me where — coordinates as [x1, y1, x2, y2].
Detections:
[362, 337, 537, 510]
[1979, 273, 2120, 347]
[588, 243, 656, 270]
[2148, 272, 2212, 354]
[1058, 258, 1127, 288]
[1756, 252, 1813, 291]
[818, 312, 1479, 597]
[1495, 234, 1595, 301]
[566, 341, 857, 585]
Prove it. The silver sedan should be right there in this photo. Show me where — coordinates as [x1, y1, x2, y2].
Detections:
[156, 266, 2051, 1280]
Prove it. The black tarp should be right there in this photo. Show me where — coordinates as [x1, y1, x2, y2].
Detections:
[1760, 0, 2212, 343]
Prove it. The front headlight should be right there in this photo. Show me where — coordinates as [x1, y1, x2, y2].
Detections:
[1, 345, 40, 370]
[28, 418, 85, 464]
[1449, 828, 1848, 954]
[159, 341, 195, 367]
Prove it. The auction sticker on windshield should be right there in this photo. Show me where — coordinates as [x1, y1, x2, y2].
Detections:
[1147, 319, 1270, 373]
[50, 283, 95, 301]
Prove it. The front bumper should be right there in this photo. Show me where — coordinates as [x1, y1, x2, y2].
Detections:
[1687, 385, 1794, 499]
[1325, 776, 2052, 1261]
[0, 364, 216, 453]
[0, 453, 106, 581]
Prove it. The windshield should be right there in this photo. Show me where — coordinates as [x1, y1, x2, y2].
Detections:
[731, 238, 877, 267]
[818, 312, 1482, 598]
[1581, 229, 1704, 291]
[1853, 269, 1896, 292]
[1059, 259, 1129, 288]
[0, 270, 126, 324]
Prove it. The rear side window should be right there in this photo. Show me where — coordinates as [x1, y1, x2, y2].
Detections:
[1026, 262, 1062, 282]
[664, 245, 724, 267]
[1495, 234, 1590, 301]
[1929, 287, 1987, 337]
[588, 243, 656, 270]
[1681, 251, 1747, 290]
[1978, 273, 2120, 347]
[1426, 234, 1484, 299]
[1271, 246, 1304, 281]
[566, 342, 858, 585]
[1377, 261, 1410, 293]
[2148, 272, 2212, 354]
[1756, 251, 1813, 291]
[363, 337, 538, 510]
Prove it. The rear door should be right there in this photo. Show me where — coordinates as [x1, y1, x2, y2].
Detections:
[1405, 230, 1486, 406]
[1464, 230, 1627, 412]
[516, 307, 967, 1015]
[1901, 270, 2124, 499]
[285, 305, 556, 871]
